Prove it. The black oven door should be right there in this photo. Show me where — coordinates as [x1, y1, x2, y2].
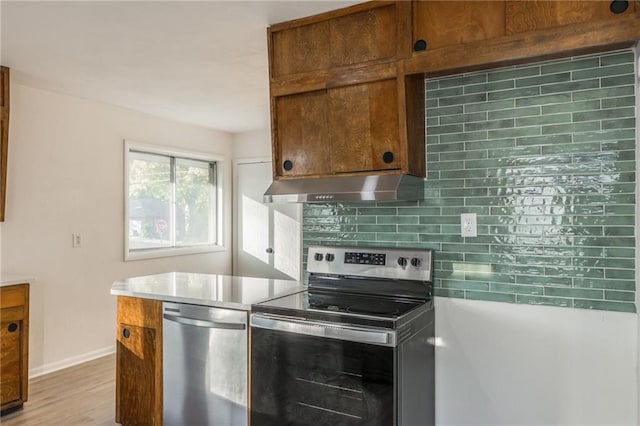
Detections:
[250, 321, 395, 426]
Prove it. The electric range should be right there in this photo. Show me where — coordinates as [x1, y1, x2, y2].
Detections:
[250, 245, 435, 426]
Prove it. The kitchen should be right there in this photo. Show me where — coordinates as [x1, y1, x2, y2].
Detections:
[1, 1, 639, 425]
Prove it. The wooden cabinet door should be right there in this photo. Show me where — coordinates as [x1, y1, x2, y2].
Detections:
[328, 79, 401, 174]
[270, 2, 402, 79]
[0, 284, 28, 412]
[413, 1, 505, 50]
[505, 0, 636, 35]
[270, 21, 330, 78]
[0, 318, 22, 407]
[329, 4, 398, 68]
[275, 90, 331, 177]
[116, 323, 159, 426]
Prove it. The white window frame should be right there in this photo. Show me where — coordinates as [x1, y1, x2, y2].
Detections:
[124, 139, 225, 261]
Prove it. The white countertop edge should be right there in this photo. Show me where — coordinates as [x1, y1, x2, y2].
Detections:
[1, 276, 34, 287]
[110, 287, 306, 311]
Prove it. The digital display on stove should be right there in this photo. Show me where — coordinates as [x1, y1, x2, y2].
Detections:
[344, 251, 386, 265]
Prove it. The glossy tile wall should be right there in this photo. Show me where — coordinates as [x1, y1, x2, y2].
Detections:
[303, 50, 637, 313]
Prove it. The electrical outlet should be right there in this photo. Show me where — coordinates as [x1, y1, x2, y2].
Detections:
[72, 233, 82, 248]
[461, 213, 477, 237]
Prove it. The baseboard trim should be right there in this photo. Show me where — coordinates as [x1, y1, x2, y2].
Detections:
[29, 345, 116, 378]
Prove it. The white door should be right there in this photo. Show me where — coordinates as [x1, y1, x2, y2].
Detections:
[233, 159, 301, 280]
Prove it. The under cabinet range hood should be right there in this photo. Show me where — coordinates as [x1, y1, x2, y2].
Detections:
[263, 174, 425, 203]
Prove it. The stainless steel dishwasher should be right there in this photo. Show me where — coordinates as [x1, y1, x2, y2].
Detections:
[163, 302, 248, 426]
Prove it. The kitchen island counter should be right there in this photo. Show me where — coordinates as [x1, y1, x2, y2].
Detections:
[112, 272, 304, 425]
[111, 272, 305, 311]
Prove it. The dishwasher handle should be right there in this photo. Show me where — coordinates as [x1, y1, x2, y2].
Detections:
[163, 313, 246, 330]
[250, 314, 396, 347]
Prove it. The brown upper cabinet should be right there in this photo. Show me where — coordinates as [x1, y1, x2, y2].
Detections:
[275, 90, 331, 177]
[412, 0, 637, 52]
[328, 79, 401, 174]
[275, 78, 415, 178]
[268, 0, 640, 181]
[268, 1, 424, 180]
[270, 2, 409, 80]
[408, 0, 640, 75]
[412, 1, 506, 51]
[504, 0, 637, 35]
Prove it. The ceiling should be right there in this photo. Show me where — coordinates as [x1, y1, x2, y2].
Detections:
[1, 0, 361, 133]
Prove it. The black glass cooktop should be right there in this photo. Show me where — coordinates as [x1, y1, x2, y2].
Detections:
[253, 289, 427, 328]
[306, 291, 421, 318]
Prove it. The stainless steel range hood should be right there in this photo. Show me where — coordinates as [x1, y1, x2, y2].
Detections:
[263, 174, 425, 203]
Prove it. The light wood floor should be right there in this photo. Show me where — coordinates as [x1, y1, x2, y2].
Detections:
[1, 354, 117, 426]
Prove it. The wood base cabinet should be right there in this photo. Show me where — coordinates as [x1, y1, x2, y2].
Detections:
[0, 283, 29, 414]
[116, 296, 162, 426]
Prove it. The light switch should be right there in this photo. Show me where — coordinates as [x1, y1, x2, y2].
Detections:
[72, 233, 82, 248]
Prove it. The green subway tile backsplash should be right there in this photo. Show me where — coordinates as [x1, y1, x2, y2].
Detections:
[302, 50, 637, 313]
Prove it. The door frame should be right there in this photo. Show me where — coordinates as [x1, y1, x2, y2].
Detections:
[232, 157, 303, 280]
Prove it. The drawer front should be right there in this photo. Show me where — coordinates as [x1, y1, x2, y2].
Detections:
[116, 296, 162, 329]
[0, 285, 27, 309]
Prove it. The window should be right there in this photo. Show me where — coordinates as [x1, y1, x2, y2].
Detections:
[124, 141, 223, 260]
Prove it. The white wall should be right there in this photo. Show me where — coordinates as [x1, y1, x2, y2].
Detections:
[436, 297, 638, 426]
[1, 83, 234, 376]
[232, 128, 271, 160]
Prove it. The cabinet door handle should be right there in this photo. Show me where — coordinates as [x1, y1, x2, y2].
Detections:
[7, 322, 18, 333]
[122, 328, 130, 339]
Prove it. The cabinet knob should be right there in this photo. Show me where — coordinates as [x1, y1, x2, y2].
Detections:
[122, 328, 131, 339]
[266, 247, 274, 254]
[283, 160, 293, 171]
[7, 323, 18, 333]
[610, 0, 629, 13]
[382, 151, 394, 164]
[413, 39, 427, 52]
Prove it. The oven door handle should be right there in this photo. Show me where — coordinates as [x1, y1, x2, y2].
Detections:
[250, 314, 396, 347]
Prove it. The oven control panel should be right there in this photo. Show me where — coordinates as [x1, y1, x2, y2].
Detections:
[345, 251, 386, 265]
[307, 245, 433, 281]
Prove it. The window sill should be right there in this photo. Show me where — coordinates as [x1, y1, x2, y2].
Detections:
[125, 245, 227, 261]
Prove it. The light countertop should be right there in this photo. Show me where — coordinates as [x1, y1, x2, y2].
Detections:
[1, 275, 33, 287]
[111, 272, 305, 311]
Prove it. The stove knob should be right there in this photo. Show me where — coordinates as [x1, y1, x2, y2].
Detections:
[411, 257, 421, 267]
[314, 253, 324, 262]
[397, 257, 408, 267]
[326, 253, 335, 262]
